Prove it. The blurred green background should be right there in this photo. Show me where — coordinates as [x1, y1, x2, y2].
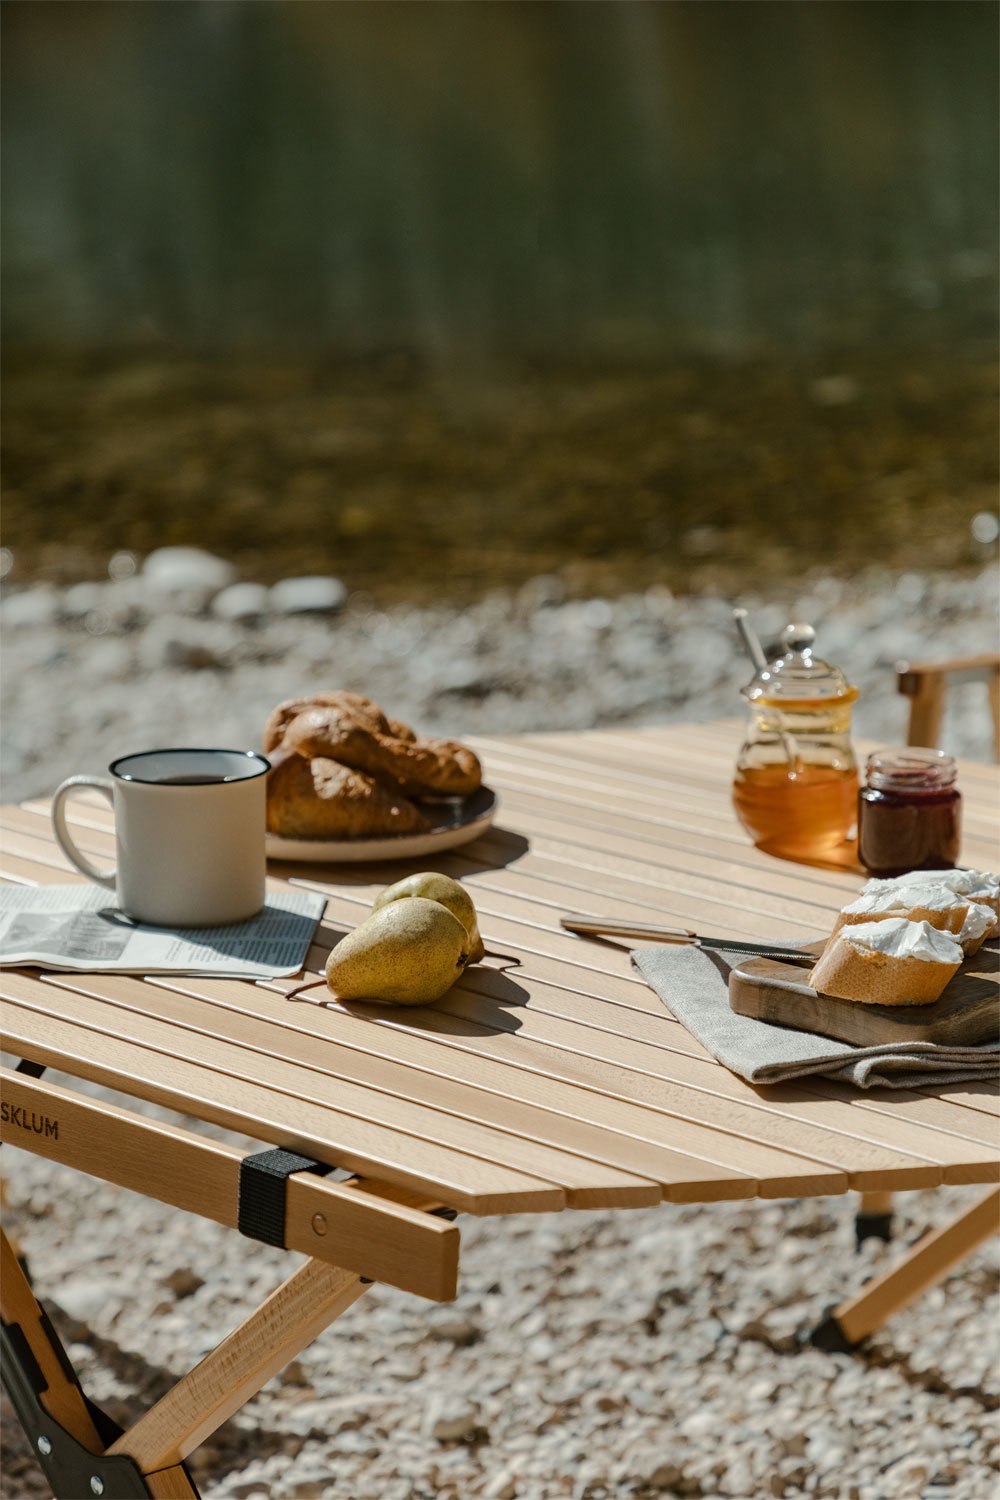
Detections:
[3, 0, 997, 598]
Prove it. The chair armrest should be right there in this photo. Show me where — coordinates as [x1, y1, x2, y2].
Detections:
[896, 654, 1000, 693]
[895, 654, 1000, 758]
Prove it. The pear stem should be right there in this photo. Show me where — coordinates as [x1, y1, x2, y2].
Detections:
[285, 979, 330, 1002]
[482, 949, 523, 971]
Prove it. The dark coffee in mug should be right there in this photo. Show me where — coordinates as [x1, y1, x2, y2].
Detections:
[157, 774, 230, 785]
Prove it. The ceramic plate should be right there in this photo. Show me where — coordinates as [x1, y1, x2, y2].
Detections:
[265, 785, 498, 863]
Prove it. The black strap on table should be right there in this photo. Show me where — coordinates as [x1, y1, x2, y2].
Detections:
[237, 1148, 333, 1248]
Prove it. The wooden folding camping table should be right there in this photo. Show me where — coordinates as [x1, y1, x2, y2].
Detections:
[2, 721, 998, 1498]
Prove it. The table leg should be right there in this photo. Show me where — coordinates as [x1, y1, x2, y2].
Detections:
[1, 1227, 197, 1498]
[854, 1189, 894, 1247]
[812, 1187, 1000, 1350]
[109, 1257, 371, 1475]
[1, 1072, 458, 1491]
[1, 1228, 104, 1450]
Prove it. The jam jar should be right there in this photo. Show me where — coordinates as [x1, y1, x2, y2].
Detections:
[733, 623, 859, 861]
[857, 748, 962, 877]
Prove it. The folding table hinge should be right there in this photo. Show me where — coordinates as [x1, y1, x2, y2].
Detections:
[237, 1147, 333, 1248]
[1, 1317, 199, 1498]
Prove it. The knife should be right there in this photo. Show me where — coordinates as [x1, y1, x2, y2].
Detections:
[559, 914, 816, 966]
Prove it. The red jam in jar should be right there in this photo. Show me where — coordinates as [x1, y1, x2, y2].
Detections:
[858, 748, 962, 878]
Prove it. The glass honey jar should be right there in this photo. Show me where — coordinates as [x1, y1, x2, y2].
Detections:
[733, 623, 859, 861]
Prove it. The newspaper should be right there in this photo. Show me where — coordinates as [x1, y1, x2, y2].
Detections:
[0, 884, 327, 978]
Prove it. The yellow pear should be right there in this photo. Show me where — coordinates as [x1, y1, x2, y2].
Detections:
[325, 897, 469, 1005]
[372, 872, 486, 963]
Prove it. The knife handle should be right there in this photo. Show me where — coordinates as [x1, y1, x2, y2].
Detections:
[560, 915, 698, 944]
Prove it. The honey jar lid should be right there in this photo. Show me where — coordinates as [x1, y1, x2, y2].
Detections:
[742, 623, 858, 704]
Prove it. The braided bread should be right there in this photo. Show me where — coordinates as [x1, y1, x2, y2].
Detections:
[263, 692, 415, 754]
[266, 751, 430, 838]
[280, 704, 482, 798]
[265, 692, 482, 799]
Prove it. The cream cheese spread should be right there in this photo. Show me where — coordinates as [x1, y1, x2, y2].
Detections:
[840, 917, 964, 964]
[863, 868, 998, 903]
[958, 901, 995, 948]
[843, 884, 969, 917]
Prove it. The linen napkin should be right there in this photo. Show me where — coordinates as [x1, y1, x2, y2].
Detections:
[631, 940, 1000, 1090]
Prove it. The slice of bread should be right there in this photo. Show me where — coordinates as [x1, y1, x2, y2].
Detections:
[831, 884, 970, 940]
[809, 918, 963, 1006]
[957, 901, 996, 956]
[862, 869, 999, 935]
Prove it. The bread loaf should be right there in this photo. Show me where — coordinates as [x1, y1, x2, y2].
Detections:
[263, 690, 483, 838]
[263, 692, 415, 754]
[957, 901, 996, 956]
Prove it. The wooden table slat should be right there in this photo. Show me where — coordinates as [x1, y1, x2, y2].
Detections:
[42, 970, 669, 1205]
[247, 978, 951, 1190]
[2, 971, 654, 1209]
[2, 808, 844, 938]
[0, 978, 564, 1216]
[146, 975, 759, 1203]
[0, 819, 830, 954]
[407, 989, 995, 1179]
[476, 734, 1000, 838]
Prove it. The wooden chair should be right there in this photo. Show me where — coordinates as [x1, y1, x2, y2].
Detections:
[895, 652, 1000, 761]
[853, 652, 1000, 1249]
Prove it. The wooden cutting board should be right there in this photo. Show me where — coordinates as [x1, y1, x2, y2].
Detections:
[729, 940, 1000, 1048]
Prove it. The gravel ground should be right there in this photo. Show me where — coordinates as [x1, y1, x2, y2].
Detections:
[2, 563, 998, 1498]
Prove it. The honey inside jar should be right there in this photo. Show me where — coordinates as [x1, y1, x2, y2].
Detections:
[733, 762, 859, 858]
[732, 622, 859, 862]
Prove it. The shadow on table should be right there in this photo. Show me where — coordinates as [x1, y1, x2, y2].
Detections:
[88, 900, 322, 964]
[329, 966, 531, 1037]
[926, 1077, 1000, 1101]
[270, 827, 531, 889]
[767, 844, 866, 877]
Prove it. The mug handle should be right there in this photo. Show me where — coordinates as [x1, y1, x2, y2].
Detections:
[51, 775, 117, 890]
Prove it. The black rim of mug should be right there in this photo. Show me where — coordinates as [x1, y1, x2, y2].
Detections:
[108, 748, 271, 785]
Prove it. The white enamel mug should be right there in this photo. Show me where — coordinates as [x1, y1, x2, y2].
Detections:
[51, 748, 270, 927]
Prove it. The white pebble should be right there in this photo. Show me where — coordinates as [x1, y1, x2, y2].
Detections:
[424, 1397, 482, 1443]
[212, 582, 270, 623]
[142, 546, 236, 594]
[1, 586, 59, 629]
[269, 575, 347, 615]
[57, 1276, 108, 1325]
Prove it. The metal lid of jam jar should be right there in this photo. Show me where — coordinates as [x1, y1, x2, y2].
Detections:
[741, 623, 858, 706]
